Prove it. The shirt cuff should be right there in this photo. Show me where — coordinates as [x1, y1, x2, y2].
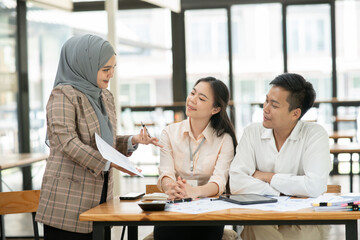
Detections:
[127, 136, 139, 152]
[208, 176, 224, 195]
[103, 161, 111, 171]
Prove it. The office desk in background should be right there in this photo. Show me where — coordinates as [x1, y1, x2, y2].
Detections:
[0, 153, 48, 240]
[80, 198, 360, 240]
[0, 152, 48, 191]
[330, 143, 360, 193]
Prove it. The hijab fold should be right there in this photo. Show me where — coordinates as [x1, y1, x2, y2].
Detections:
[46, 34, 115, 146]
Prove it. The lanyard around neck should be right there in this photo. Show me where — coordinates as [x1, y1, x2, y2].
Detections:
[189, 137, 206, 172]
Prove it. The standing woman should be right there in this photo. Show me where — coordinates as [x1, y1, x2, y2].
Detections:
[36, 34, 161, 239]
[154, 77, 237, 240]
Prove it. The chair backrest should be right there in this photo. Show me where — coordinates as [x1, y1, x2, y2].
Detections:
[0, 190, 40, 240]
[146, 184, 162, 194]
[326, 185, 341, 193]
[0, 190, 40, 215]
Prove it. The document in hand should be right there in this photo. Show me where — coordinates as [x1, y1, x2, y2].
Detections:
[95, 133, 144, 177]
[219, 194, 278, 205]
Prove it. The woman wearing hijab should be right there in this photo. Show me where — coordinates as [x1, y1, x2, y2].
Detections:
[35, 34, 161, 239]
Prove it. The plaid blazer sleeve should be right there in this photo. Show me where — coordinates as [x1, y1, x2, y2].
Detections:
[47, 86, 106, 176]
[116, 136, 132, 156]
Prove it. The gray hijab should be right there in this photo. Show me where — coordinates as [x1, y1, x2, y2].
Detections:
[49, 34, 115, 146]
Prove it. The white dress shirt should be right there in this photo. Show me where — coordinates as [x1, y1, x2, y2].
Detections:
[230, 120, 331, 197]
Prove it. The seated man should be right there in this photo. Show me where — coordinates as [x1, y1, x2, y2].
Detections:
[229, 73, 332, 240]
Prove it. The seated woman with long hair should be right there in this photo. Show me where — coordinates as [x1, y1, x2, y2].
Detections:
[154, 77, 238, 240]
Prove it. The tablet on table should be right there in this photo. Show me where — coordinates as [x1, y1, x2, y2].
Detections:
[219, 194, 277, 205]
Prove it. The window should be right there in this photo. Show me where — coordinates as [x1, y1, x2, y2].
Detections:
[231, 4, 283, 128]
[185, 9, 229, 91]
[27, 3, 73, 153]
[336, 0, 360, 99]
[287, 4, 332, 100]
[116, 9, 173, 107]
[0, 0, 18, 154]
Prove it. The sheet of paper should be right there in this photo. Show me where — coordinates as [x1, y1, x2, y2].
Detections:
[164, 196, 325, 214]
[232, 196, 314, 212]
[95, 133, 143, 177]
[165, 198, 239, 214]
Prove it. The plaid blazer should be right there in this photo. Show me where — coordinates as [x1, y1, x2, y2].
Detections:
[36, 85, 130, 233]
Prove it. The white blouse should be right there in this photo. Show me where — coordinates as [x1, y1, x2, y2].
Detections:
[157, 119, 235, 195]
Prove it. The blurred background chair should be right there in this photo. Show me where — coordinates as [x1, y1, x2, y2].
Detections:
[0, 190, 40, 240]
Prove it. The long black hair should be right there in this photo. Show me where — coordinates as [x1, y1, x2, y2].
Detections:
[194, 77, 238, 151]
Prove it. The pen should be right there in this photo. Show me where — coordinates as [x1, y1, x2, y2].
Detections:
[341, 201, 360, 207]
[168, 198, 192, 203]
[313, 205, 355, 212]
[329, 208, 359, 211]
[312, 202, 332, 207]
[345, 205, 360, 211]
[141, 121, 152, 138]
[210, 198, 221, 201]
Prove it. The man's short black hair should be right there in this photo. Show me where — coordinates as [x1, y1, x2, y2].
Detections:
[270, 73, 316, 119]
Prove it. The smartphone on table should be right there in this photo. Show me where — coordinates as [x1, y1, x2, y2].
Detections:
[119, 192, 145, 200]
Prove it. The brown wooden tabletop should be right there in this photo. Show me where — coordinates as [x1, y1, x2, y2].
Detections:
[0, 153, 48, 240]
[0, 153, 48, 170]
[79, 198, 360, 222]
[330, 143, 360, 154]
[328, 130, 357, 140]
[80, 197, 360, 240]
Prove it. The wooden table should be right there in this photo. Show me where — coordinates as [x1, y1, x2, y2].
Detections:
[80, 198, 360, 240]
[0, 153, 48, 240]
[0, 153, 48, 192]
[328, 130, 357, 143]
[330, 143, 360, 192]
[0, 153, 48, 170]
